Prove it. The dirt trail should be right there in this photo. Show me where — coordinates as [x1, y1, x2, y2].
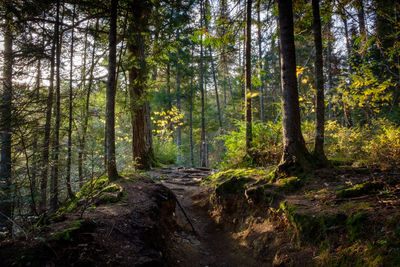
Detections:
[150, 167, 266, 267]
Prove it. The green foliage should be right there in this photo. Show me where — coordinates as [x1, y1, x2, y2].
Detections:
[363, 120, 400, 167]
[218, 117, 400, 169]
[217, 121, 282, 168]
[151, 107, 183, 165]
[153, 137, 178, 164]
[325, 118, 400, 167]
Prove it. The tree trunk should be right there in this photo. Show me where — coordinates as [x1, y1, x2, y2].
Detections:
[0, 0, 13, 231]
[342, 14, 353, 127]
[128, 0, 154, 170]
[278, 0, 312, 172]
[356, 0, 366, 36]
[228, 75, 237, 118]
[78, 22, 89, 188]
[106, 0, 119, 180]
[66, 4, 76, 199]
[176, 29, 182, 158]
[204, 4, 223, 129]
[189, 44, 195, 167]
[166, 60, 172, 111]
[79, 19, 99, 187]
[326, 18, 334, 119]
[50, 0, 64, 212]
[245, 0, 253, 153]
[30, 60, 41, 214]
[312, 0, 327, 163]
[257, 0, 265, 122]
[39, 0, 59, 212]
[200, 0, 207, 167]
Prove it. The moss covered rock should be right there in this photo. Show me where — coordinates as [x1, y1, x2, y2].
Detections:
[277, 176, 304, 192]
[337, 182, 384, 198]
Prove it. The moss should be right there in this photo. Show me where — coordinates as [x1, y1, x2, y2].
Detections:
[50, 220, 85, 241]
[281, 202, 348, 245]
[277, 176, 304, 192]
[100, 183, 121, 193]
[204, 168, 269, 186]
[245, 184, 278, 205]
[280, 202, 322, 244]
[57, 176, 123, 215]
[76, 175, 109, 199]
[337, 182, 384, 198]
[338, 201, 371, 214]
[346, 211, 367, 241]
[215, 176, 248, 196]
[97, 192, 121, 204]
[330, 157, 355, 166]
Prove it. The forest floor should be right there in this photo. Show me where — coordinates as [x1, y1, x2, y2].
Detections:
[0, 164, 399, 266]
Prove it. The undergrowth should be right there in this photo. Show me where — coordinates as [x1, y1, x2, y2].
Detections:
[217, 118, 400, 169]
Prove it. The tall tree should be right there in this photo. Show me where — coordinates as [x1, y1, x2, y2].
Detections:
[105, 0, 119, 180]
[245, 0, 253, 153]
[0, 0, 13, 231]
[39, 0, 59, 212]
[312, 0, 327, 162]
[199, 0, 207, 167]
[79, 19, 99, 187]
[66, 4, 76, 199]
[189, 43, 195, 167]
[176, 29, 182, 154]
[278, 0, 312, 172]
[204, 0, 223, 128]
[257, 0, 265, 122]
[127, 0, 154, 170]
[50, 0, 63, 211]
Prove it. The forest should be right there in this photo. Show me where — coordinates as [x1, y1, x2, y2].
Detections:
[0, 0, 399, 266]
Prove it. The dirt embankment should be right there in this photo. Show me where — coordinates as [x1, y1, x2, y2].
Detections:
[0, 176, 180, 266]
[199, 167, 400, 266]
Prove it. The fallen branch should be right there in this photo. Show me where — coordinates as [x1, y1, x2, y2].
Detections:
[175, 198, 197, 235]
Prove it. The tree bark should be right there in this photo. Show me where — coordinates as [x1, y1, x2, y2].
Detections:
[106, 0, 119, 180]
[342, 14, 353, 127]
[79, 19, 99, 187]
[200, 0, 207, 167]
[66, 4, 76, 199]
[245, 0, 253, 153]
[127, 0, 154, 170]
[0, 0, 13, 231]
[326, 18, 334, 119]
[278, 0, 312, 172]
[39, 0, 59, 212]
[204, 3, 223, 129]
[176, 29, 182, 158]
[257, 0, 265, 122]
[50, 0, 64, 212]
[312, 0, 327, 163]
[189, 44, 195, 167]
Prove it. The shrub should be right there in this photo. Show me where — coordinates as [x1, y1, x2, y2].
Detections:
[324, 120, 365, 160]
[363, 119, 400, 167]
[153, 136, 179, 165]
[217, 118, 400, 169]
[217, 121, 282, 168]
